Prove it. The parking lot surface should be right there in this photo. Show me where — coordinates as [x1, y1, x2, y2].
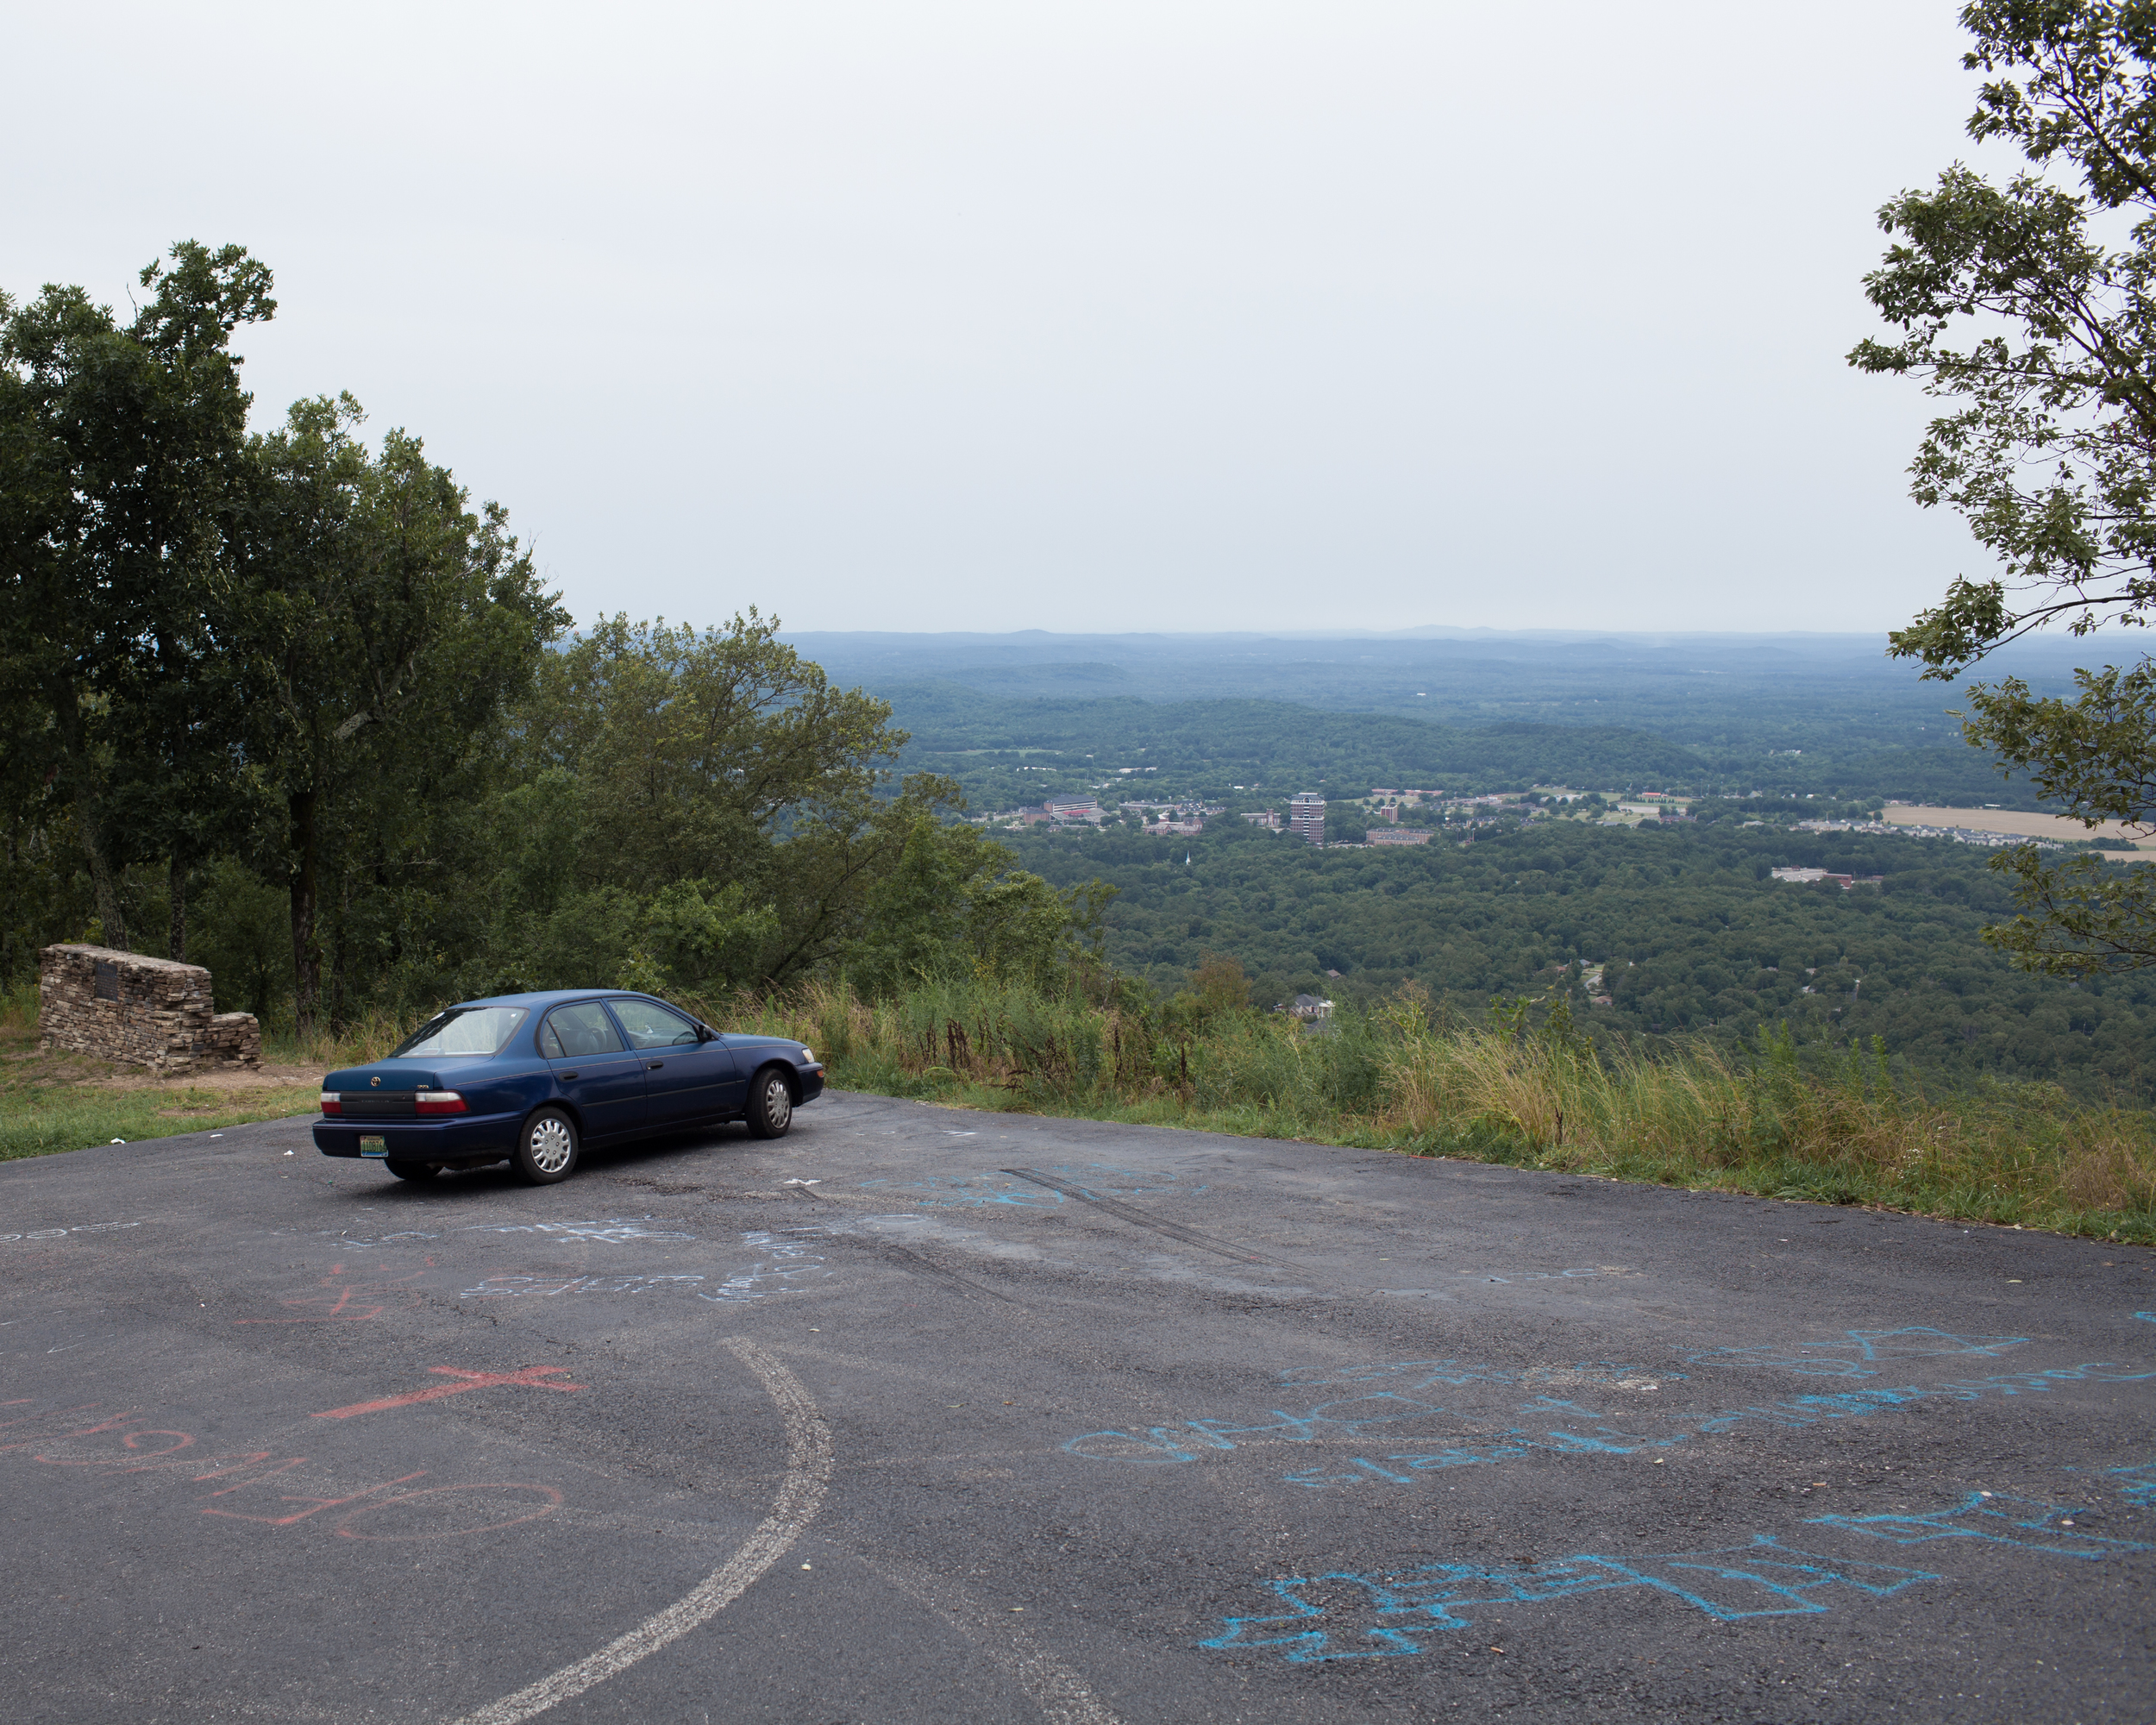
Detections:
[3, 1089, 2152, 1722]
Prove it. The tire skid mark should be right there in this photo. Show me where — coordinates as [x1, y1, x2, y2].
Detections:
[1002, 1168, 1277, 1267]
[451, 1337, 832, 1725]
[847, 1237, 1021, 1304]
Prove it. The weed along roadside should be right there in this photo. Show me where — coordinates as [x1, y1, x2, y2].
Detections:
[9, 975, 2153, 1248]
[712, 978, 2156, 1248]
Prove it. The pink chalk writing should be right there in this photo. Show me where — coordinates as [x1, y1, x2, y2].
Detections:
[236, 1261, 434, 1325]
[1, 1395, 566, 1541]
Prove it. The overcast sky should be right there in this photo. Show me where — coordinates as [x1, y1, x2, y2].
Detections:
[7, 3, 2013, 637]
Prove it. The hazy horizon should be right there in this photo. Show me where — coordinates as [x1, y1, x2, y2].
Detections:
[9, 3, 2028, 637]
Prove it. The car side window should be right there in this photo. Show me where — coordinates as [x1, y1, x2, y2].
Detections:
[541, 1003, 626, 1058]
[609, 997, 702, 1051]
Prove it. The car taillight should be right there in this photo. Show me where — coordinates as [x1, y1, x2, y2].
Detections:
[415, 1091, 467, 1115]
[320, 1093, 342, 1115]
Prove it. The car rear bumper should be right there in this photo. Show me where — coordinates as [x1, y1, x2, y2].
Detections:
[314, 1113, 521, 1162]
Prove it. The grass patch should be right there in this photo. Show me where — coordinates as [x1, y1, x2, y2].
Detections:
[0, 985, 325, 1164]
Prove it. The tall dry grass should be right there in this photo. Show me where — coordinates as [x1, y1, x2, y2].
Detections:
[701, 977, 2156, 1243]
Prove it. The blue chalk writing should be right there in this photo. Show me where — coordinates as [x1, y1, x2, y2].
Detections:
[1683, 1327, 2028, 1380]
[1063, 1349, 2156, 1490]
[1060, 1361, 1675, 1466]
[2109, 1460, 2156, 1509]
[1202, 1537, 1936, 1662]
[1810, 1492, 2154, 1559]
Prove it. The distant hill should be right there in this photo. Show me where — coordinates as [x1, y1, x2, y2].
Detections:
[873, 684, 2036, 808]
[788, 628, 2081, 806]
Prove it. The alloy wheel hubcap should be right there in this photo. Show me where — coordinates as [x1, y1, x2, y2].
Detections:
[764, 1078, 791, 1129]
[530, 1118, 573, 1173]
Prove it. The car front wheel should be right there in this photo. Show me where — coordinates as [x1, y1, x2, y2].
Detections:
[745, 1068, 793, 1139]
[515, 1107, 580, 1183]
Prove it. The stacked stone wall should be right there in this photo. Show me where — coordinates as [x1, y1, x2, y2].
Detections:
[38, 944, 261, 1073]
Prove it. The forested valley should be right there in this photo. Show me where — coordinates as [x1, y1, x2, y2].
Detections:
[1006, 818, 2156, 1102]
[6, 244, 2153, 1114]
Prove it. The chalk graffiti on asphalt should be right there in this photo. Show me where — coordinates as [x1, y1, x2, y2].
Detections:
[456, 1229, 834, 1304]
[1810, 1491, 2156, 1559]
[1203, 1537, 1938, 1662]
[266, 1226, 442, 1246]
[1206, 1481, 2156, 1663]
[237, 1261, 434, 1324]
[0, 1220, 142, 1245]
[1275, 1365, 2156, 1490]
[1062, 1360, 1677, 1466]
[462, 1273, 713, 1300]
[1274, 1360, 1676, 1393]
[696, 1229, 833, 1303]
[856, 1164, 1207, 1210]
[1681, 1327, 2029, 1379]
[2109, 1459, 2156, 1509]
[1059, 1348, 2156, 1485]
[0, 1396, 562, 1540]
[458, 1217, 698, 1244]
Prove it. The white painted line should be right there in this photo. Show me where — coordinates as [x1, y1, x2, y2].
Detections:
[860, 1551, 1125, 1725]
[451, 1337, 832, 1725]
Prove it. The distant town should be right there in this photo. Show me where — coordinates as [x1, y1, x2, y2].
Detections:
[975, 783, 2124, 855]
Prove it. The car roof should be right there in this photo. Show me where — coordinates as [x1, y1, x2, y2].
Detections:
[442, 990, 662, 1012]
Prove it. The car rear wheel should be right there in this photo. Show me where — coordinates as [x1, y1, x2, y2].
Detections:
[386, 1160, 439, 1182]
[745, 1067, 793, 1139]
[515, 1107, 580, 1183]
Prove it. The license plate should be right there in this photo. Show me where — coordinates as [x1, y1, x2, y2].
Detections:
[360, 1136, 387, 1157]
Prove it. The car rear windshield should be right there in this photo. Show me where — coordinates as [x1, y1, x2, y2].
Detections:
[391, 1007, 530, 1059]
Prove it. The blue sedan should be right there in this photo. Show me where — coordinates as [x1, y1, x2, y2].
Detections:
[312, 990, 824, 1184]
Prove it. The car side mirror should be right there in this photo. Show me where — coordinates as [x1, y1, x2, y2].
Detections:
[697, 1025, 715, 1042]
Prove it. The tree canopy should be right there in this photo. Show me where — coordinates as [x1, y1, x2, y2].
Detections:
[2, 247, 1095, 1030]
[1856, 0, 2156, 972]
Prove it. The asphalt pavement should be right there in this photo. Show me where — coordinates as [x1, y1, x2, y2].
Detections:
[3, 1089, 2153, 1723]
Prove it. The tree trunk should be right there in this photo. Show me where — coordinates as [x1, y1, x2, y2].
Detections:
[328, 873, 350, 1032]
[290, 787, 321, 1037]
[167, 855, 188, 963]
[50, 679, 128, 953]
[81, 809, 128, 955]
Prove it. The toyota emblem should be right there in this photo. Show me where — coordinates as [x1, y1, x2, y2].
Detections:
[370, 1076, 380, 1087]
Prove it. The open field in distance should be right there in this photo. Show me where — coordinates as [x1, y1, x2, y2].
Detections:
[1883, 802, 2148, 855]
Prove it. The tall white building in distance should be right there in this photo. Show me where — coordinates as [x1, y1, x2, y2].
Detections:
[1289, 792, 1326, 844]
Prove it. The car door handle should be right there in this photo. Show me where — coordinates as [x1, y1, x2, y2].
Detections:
[648, 1060, 663, 1070]
[558, 1070, 579, 1081]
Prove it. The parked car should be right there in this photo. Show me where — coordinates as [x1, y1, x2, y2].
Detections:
[313, 990, 824, 1184]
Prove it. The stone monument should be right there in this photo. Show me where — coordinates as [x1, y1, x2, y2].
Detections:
[38, 944, 262, 1074]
